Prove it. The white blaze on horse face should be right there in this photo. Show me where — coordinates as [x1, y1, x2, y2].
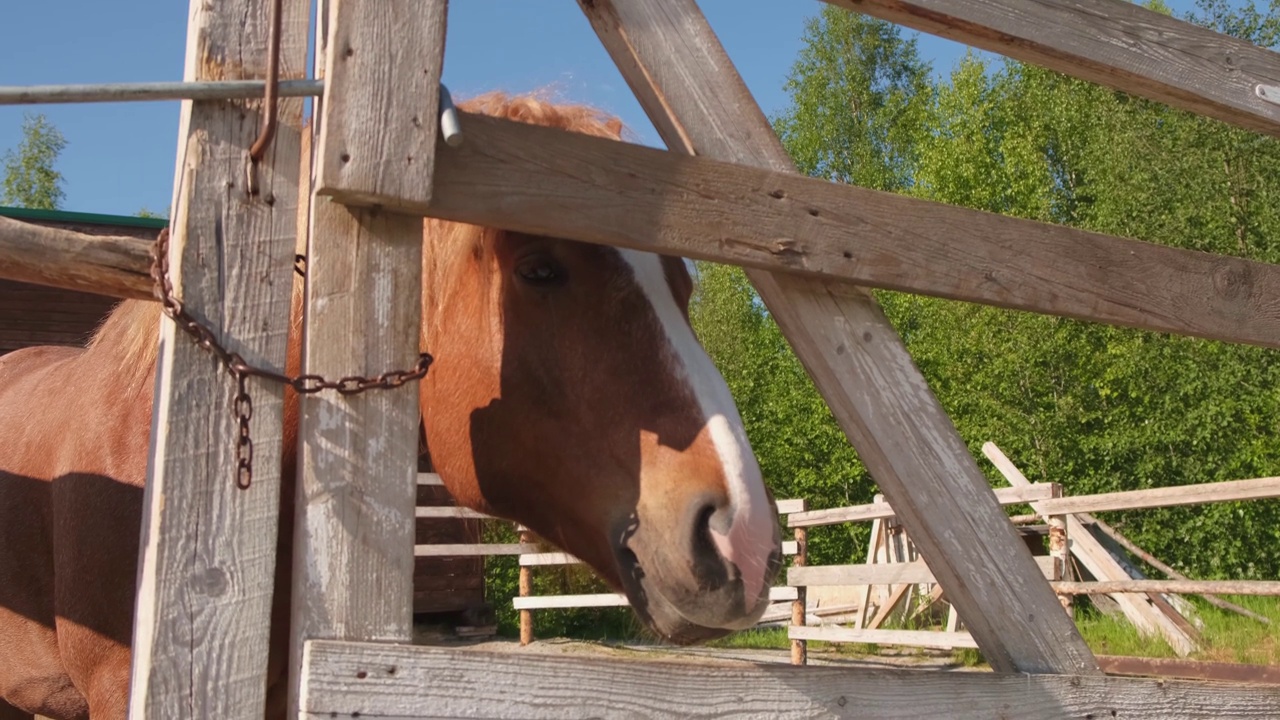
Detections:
[618, 249, 774, 607]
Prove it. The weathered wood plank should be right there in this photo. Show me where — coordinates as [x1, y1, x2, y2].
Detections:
[313, 0, 446, 210]
[289, 1, 446, 715]
[1055, 580, 1280, 596]
[983, 442, 1197, 656]
[1037, 475, 1280, 515]
[790, 625, 980, 650]
[514, 586, 800, 611]
[578, 0, 1099, 676]
[416, 472, 442, 486]
[821, 0, 1280, 138]
[789, 484, 1056, 528]
[0, 215, 155, 300]
[129, 0, 309, 718]
[427, 114, 1280, 349]
[791, 556, 1056, 587]
[1096, 655, 1280, 685]
[414, 506, 491, 519]
[774, 498, 807, 515]
[299, 642, 1280, 719]
[412, 543, 538, 557]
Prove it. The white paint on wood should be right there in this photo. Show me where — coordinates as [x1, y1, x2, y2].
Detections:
[299, 641, 1280, 719]
[514, 586, 799, 611]
[128, 0, 308, 718]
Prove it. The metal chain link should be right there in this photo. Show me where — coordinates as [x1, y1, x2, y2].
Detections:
[151, 228, 434, 489]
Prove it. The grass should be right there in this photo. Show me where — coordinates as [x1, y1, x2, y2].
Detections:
[1075, 595, 1280, 665]
[701, 596, 1280, 669]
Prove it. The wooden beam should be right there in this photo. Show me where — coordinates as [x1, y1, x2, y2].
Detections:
[789, 483, 1056, 528]
[821, 0, 1280, 138]
[0, 215, 155, 300]
[578, 0, 1098, 676]
[1096, 655, 1280, 685]
[1037, 476, 1280, 515]
[790, 625, 980, 650]
[513, 586, 800, 612]
[413, 543, 538, 557]
[414, 506, 491, 519]
[983, 442, 1198, 656]
[299, 642, 1280, 719]
[791, 556, 1056, 587]
[428, 114, 1280, 350]
[1055, 580, 1280, 596]
[289, 0, 446, 715]
[128, 0, 309, 717]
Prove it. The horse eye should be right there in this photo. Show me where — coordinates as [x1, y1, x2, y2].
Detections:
[515, 255, 565, 286]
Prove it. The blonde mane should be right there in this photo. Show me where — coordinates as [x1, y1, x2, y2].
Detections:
[88, 91, 628, 382]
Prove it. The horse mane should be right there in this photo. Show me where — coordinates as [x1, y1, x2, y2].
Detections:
[420, 92, 626, 338]
[87, 91, 627, 382]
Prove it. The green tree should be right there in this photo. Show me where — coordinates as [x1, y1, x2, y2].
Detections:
[2, 112, 68, 210]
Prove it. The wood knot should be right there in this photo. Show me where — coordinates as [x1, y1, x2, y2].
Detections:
[1211, 260, 1252, 300]
[770, 239, 805, 259]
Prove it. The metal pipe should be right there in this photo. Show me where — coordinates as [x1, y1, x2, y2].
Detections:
[0, 79, 324, 105]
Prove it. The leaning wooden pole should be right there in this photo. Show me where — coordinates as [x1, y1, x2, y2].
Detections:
[0, 215, 155, 300]
[579, 0, 1099, 676]
[129, 0, 309, 717]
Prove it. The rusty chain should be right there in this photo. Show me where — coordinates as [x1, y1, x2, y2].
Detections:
[151, 228, 433, 490]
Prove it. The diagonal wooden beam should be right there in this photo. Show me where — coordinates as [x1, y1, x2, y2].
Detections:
[821, 0, 1280, 138]
[578, 0, 1098, 675]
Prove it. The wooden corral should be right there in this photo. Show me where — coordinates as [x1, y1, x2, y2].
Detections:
[3, 0, 1280, 717]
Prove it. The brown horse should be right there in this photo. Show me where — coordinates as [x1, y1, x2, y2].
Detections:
[0, 93, 782, 719]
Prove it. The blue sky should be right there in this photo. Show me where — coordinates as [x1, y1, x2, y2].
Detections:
[0, 0, 1203, 216]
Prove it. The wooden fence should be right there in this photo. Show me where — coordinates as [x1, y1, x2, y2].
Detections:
[5, 0, 1280, 716]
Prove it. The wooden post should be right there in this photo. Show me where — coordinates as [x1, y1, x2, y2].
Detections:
[519, 527, 535, 646]
[128, 0, 308, 717]
[790, 500, 808, 665]
[579, 0, 1098, 676]
[1047, 483, 1072, 617]
[291, 0, 447, 714]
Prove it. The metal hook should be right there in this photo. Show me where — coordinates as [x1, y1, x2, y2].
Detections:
[439, 84, 463, 147]
[247, 0, 284, 196]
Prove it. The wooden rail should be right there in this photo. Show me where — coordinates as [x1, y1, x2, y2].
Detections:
[1035, 476, 1280, 515]
[820, 0, 1280, 138]
[788, 483, 1056, 528]
[0, 215, 156, 300]
[789, 556, 1056, 588]
[298, 642, 1280, 719]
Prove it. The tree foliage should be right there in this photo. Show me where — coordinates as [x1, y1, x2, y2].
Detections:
[2, 112, 67, 210]
[690, 0, 1280, 579]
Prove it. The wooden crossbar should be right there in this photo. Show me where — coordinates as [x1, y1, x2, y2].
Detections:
[789, 484, 1056, 528]
[298, 642, 1280, 719]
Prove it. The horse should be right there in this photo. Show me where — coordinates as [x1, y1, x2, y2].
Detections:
[0, 92, 782, 719]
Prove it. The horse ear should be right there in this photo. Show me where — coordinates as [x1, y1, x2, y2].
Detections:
[605, 117, 624, 139]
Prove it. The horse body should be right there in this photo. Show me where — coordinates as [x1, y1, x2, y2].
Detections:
[0, 94, 781, 719]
